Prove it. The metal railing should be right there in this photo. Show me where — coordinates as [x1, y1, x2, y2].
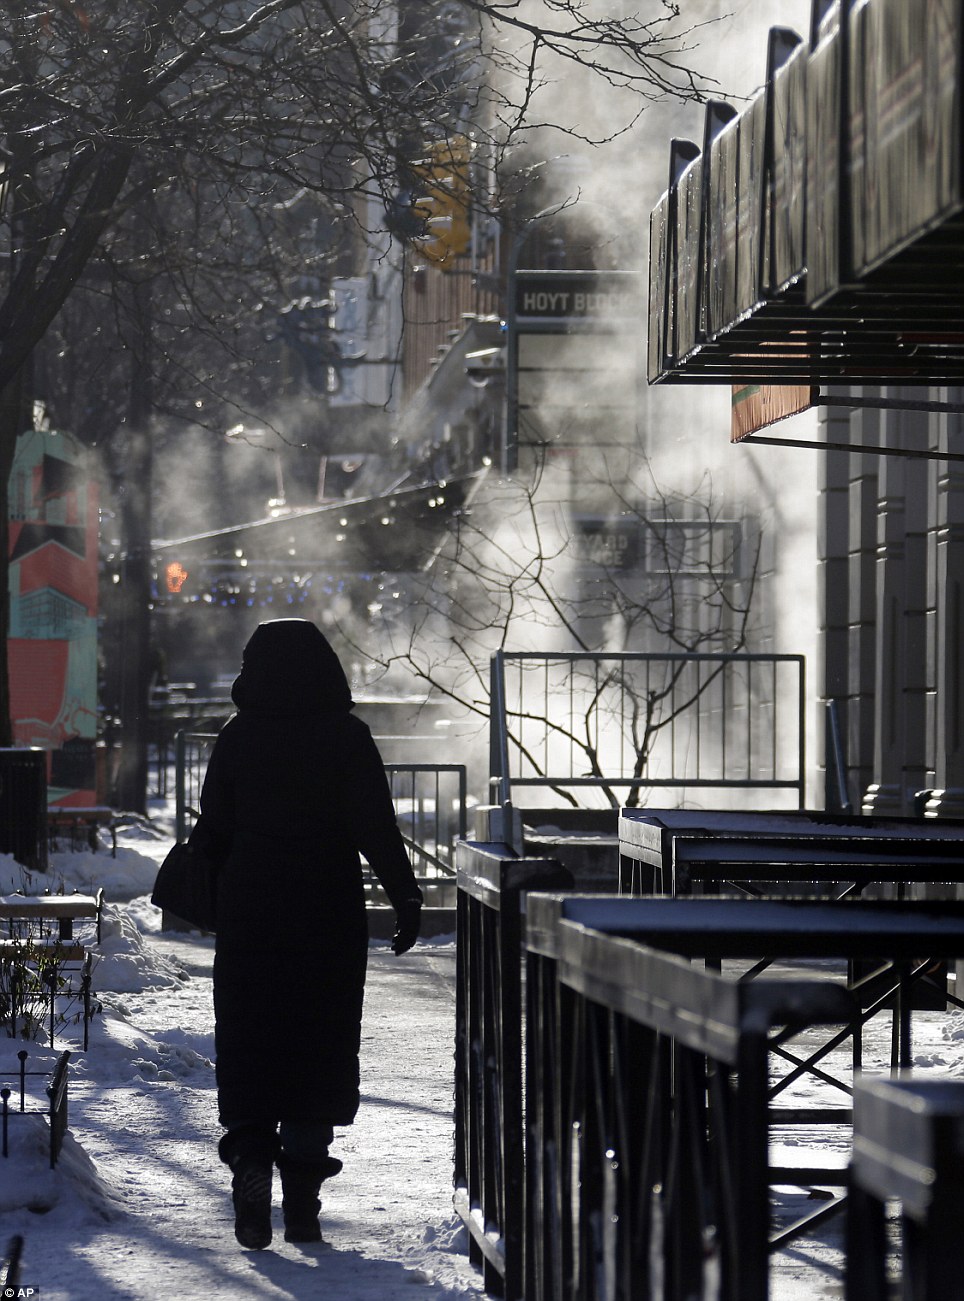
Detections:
[489, 651, 806, 838]
[523, 896, 860, 1301]
[0, 1049, 72, 1168]
[385, 764, 467, 879]
[175, 732, 467, 886]
[847, 1077, 964, 1301]
[454, 842, 573, 1300]
[455, 885, 964, 1300]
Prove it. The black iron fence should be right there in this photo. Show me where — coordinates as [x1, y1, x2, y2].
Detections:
[175, 731, 467, 894]
[0, 1049, 71, 1168]
[489, 651, 806, 851]
[455, 857, 964, 1299]
[454, 842, 572, 1299]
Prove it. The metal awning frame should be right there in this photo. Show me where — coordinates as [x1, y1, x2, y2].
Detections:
[737, 391, 964, 460]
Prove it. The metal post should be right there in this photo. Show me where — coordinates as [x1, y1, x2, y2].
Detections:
[82, 953, 92, 1052]
[489, 651, 519, 851]
[2, 1235, 23, 1289]
[47, 1050, 70, 1168]
[734, 1012, 771, 1301]
[457, 765, 467, 842]
[10, 968, 19, 1042]
[17, 1051, 26, 1113]
[175, 728, 188, 844]
[798, 655, 807, 808]
[827, 699, 853, 813]
[503, 241, 520, 475]
[45, 966, 57, 1049]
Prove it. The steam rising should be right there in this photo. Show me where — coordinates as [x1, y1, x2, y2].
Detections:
[148, 0, 821, 804]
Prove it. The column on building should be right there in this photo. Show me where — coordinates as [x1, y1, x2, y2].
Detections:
[840, 397, 881, 808]
[818, 426, 851, 811]
[926, 391, 964, 819]
[862, 392, 930, 816]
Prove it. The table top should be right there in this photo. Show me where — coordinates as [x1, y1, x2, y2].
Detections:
[527, 893, 964, 960]
[618, 809, 964, 877]
[0, 893, 101, 917]
[619, 809, 964, 841]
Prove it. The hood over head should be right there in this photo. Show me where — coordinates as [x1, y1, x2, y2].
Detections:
[231, 619, 354, 715]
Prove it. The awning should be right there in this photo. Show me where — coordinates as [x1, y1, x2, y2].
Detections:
[649, 0, 964, 387]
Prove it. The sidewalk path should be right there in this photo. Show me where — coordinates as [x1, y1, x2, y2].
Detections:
[15, 933, 484, 1300]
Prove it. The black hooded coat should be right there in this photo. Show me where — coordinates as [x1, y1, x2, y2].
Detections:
[192, 619, 422, 1129]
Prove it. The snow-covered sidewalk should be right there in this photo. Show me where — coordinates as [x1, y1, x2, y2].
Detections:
[3, 829, 964, 1299]
[0, 835, 483, 1300]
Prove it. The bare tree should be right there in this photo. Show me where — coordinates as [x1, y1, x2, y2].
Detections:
[31, 167, 343, 807]
[0, 0, 713, 759]
[334, 448, 764, 809]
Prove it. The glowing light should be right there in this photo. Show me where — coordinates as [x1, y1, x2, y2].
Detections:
[165, 561, 189, 594]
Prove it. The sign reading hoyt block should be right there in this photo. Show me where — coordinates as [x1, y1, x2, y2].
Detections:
[515, 271, 641, 324]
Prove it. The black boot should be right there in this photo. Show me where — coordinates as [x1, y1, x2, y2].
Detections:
[278, 1153, 342, 1243]
[219, 1126, 279, 1250]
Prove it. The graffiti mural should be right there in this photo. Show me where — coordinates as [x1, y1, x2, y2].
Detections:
[8, 429, 98, 806]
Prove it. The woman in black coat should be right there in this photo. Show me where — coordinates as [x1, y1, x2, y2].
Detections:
[192, 618, 423, 1249]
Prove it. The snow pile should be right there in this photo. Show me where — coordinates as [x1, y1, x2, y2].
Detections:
[49, 842, 168, 902]
[0, 832, 484, 1299]
[0, 834, 170, 905]
[0, 1111, 120, 1223]
[73, 1003, 214, 1086]
[91, 904, 186, 993]
[0, 853, 42, 897]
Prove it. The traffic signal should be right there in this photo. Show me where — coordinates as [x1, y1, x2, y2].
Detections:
[164, 561, 190, 595]
[410, 136, 471, 269]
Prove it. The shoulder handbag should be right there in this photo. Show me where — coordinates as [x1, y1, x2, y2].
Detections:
[151, 841, 219, 933]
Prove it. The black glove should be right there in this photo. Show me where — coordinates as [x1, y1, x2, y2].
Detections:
[392, 899, 422, 955]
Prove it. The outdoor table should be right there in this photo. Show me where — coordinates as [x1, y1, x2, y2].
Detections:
[524, 894, 964, 1301]
[549, 891, 964, 1071]
[618, 808, 964, 897]
[0, 890, 104, 942]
